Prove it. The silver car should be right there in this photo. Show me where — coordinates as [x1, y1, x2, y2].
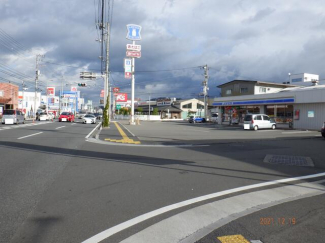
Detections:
[243, 114, 276, 131]
[1, 109, 25, 124]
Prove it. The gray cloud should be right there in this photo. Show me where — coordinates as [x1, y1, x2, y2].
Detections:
[1, 0, 325, 104]
[243, 7, 276, 23]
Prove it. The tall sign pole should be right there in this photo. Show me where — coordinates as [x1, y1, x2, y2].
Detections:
[126, 24, 142, 125]
[202, 65, 209, 120]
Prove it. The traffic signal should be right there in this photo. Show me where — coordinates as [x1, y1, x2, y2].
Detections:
[78, 83, 87, 87]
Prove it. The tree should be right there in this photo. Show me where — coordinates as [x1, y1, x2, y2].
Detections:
[102, 96, 109, 127]
[152, 107, 159, 115]
[136, 107, 143, 114]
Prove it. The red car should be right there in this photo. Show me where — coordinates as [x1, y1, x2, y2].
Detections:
[59, 112, 75, 122]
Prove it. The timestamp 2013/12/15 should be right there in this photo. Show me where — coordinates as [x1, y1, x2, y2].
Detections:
[260, 217, 296, 225]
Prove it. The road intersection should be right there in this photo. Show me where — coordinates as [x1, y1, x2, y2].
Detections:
[1, 120, 324, 243]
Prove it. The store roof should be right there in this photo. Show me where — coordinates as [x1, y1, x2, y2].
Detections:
[217, 80, 299, 88]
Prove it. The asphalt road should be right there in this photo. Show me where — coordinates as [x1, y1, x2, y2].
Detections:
[1, 120, 324, 243]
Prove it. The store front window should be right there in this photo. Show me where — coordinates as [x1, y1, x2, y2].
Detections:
[266, 105, 293, 123]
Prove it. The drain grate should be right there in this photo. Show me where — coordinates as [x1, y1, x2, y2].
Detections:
[264, 154, 314, 167]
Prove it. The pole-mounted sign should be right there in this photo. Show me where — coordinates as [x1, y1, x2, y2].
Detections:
[125, 24, 142, 125]
[126, 51, 141, 58]
[124, 58, 132, 79]
[126, 44, 141, 51]
[126, 24, 142, 41]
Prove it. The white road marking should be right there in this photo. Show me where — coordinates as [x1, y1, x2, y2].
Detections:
[17, 132, 43, 140]
[82, 172, 325, 243]
[122, 180, 325, 243]
[85, 122, 102, 138]
[55, 126, 66, 129]
[118, 122, 136, 137]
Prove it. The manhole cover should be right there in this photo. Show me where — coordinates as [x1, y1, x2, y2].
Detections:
[264, 154, 314, 167]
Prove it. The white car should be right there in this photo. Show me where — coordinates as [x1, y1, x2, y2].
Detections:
[39, 112, 49, 121]
[48, 112, 55, 120]
[83, 114, 97, 124]
[210, 113, 218, 123]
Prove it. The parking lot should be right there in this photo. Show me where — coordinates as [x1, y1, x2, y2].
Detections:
[112, 120, 322, 145]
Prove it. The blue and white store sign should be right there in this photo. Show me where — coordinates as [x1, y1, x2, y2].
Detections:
[212, 98, 295, 106]
[126, 24, 142, 41]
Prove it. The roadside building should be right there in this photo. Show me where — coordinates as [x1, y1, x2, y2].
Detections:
[173, 98, 205, 119]
[218, 80, 297, 97]
[0, 83, 19, 115]
[18, 91, 41, 117]
[288, 73, 320, 86]
[214, 80, 299, 124]
[213, 78, 325, 130]
[136, 104, 182, 119]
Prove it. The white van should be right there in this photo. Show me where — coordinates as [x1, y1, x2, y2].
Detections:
[1, 110, 25, 124]
[243, 114, 276, 131]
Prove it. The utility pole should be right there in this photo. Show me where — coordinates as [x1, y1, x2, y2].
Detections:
[105, 23, 111, 122]
[59, 76, 64, 115]
[34, 54, 44, 120]
[202, 64, 209, 120]
[148, 93, 151, 120]
[22, 81, 26, 115]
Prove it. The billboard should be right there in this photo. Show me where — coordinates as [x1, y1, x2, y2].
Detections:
[115, 93, 128, 102]
[157, 97, 172, 106]
[47, 87, 55, 96]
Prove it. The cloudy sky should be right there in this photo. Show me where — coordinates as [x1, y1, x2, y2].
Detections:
[1, 0, 325, 105]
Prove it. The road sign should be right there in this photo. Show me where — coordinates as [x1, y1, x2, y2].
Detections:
[126, 24, 142, 41]
[116, 104, 121, 110]
[116, 93, 128, 102]
[113, 87, 120, 93]
[80, 72, 97, 79]
[126, 51, 141, 58]
[124, 58, 132, 73]
[100, 89, 104, 97]
[125, 72, 132, 79]
[126, 44, 141, 51]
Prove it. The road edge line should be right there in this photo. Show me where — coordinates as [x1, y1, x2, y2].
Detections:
[85, 123, 102, 139]
[81, 172, 325, 243]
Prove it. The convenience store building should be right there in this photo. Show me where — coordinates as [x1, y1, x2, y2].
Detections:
[213, 84, 325, 130]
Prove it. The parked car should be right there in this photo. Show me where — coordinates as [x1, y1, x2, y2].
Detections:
[39, 112, 49, 121]
[1, 109, 25, 124]
[189, 116, 206, 123]
[210, 113, 218, 123]
[48, 112, 55, 120]
[59, 112, 75, 122]
[321, 122, 325, 138]
[78, 112, 87, 119]
[93, 113, 102, 120]
[244, 114, 276, 131]
[83, 114, 96, 124]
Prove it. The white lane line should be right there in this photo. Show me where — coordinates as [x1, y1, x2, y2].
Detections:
[82, 172, 325, 243]
[17, 132, 43, 140]
[85, 122, 102, 138]
[55, 126, 66, 130]
[118, 122, 135, 137]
